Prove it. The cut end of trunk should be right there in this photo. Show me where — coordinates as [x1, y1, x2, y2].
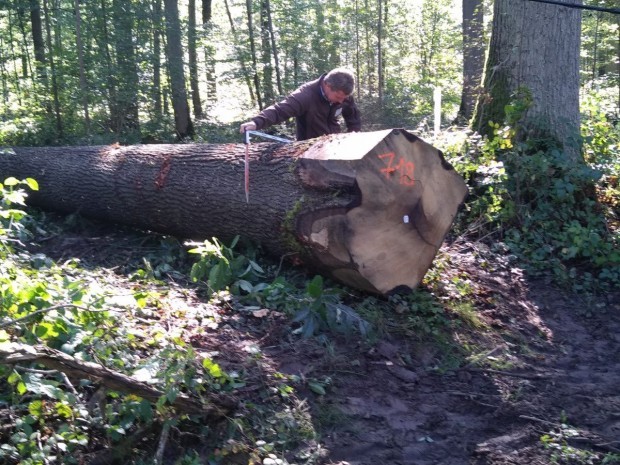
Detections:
[295, 129, 468, 295]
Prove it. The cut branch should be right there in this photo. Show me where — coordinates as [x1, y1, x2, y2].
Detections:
[0, 342, 234, 417]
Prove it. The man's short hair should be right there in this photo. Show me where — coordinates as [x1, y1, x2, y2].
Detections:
[324, 68, 355, 96]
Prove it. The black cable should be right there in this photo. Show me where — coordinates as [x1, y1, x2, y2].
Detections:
[525, 0, 620, 14]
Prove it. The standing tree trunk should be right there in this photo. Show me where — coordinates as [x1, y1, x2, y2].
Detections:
[260, 0, 274, 103]
[245, 0, 263, 109]
[42, 0, 63, 139]
[112, 0, 140, 133]
[364, 0, 375, 97]
[188, 0, 203, 119]
[473, 0, 582, 161]
[98, 0, 118, 128]
[15, 6, 31, 79]
[1, 130, 467, 295]
[151, 0, 163, 119]
[74, 0, 91, 133]
[457, 0, 484, 123]
[355, 0, 361, 100]
[30, 0, 48, 92]
[202, 0, 216, 105]
[224, 0, 256, 106]
[163, 0, 194, 139]
[265, 0, 283, 97]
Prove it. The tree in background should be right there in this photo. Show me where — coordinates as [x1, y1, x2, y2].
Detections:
[188, 0, 203, 119]
[164, 0, 194, 139]
[0, 0, 617, 145]
[457, 0, 484, 123]
[202, 0, 217, 106]
[473, 0, 582, 161]
[111, 0, 140, 133]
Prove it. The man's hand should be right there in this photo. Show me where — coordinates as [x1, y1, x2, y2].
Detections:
[239, 122, 257, 133]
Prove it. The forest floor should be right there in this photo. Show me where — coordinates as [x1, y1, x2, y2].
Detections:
[33, 217, 620, 465]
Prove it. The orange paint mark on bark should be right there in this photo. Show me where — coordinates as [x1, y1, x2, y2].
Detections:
[155, 155, 172, 190]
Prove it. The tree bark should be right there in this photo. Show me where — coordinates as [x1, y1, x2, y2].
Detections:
[473, 0, 582, 161]
[245, 0, 263, 109]
[0, 130, 467, 295]
[30, 0, 48, 88]
[188, 0, 203, 119]
[42, 0, 63, 138]
[112, 0, 140, 132]
[260, 0, 274, 103]
[74, 0, 91, 132]
[457, 0, 484, 123]
[163, 0, 194, 139]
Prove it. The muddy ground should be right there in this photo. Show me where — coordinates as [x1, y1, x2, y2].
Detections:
[34, 219, 620, 465]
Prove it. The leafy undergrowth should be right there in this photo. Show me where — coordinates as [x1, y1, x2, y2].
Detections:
[0, 205, 475, 465]
[2, 184, 620, 465]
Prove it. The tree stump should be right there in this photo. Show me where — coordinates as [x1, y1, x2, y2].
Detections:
[0, 129, 467, 294]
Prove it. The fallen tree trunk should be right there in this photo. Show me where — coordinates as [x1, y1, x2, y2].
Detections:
[0, 129, 467, 294]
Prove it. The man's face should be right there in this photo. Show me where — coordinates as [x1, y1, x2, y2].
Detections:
[323, 83, 349, 104]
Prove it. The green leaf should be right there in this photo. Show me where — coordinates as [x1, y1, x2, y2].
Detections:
[25, 178, 39, 191]
[308, 381, 326, 395]
[7, 371, 21, 386]
[203, 358, 224, 378]
[16, 381, 27, 395]
[237, 279, 253, 293]
[28, 400, 43, 418]
[306, 275, 324, 299]
[166, 386, 179, 404]
[139, 399, 153, 422]
[55, 401, 73, 418]
[3, 177, 18, 187]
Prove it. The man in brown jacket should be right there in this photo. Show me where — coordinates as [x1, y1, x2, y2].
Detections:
[239, 68, 361, 141]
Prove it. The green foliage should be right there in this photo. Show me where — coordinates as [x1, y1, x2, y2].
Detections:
[188, 236, 264, 295]
[389, 291, 451, 337]
[443, 86, 620, 291]
[540, 419, 619, 465]
[187, 239, 370, 338]
[290, 276, 370, 338]
[1, 176, 39, 254]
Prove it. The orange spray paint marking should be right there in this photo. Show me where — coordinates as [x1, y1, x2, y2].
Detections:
[154, 155, 172, 189]
[377, 152, 415, 186]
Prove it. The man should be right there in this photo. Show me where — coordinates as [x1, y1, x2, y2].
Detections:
[239, 67, 361, 141]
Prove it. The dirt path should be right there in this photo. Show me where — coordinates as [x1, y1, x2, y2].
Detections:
[288, 281, 620, 465]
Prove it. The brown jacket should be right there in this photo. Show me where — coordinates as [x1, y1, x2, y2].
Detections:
[252, 74, 361, 141]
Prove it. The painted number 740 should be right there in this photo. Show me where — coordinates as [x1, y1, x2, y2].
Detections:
[378, 152, 415, 186]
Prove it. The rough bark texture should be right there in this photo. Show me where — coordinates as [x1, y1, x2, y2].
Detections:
[458, 0, 484, 122]
[473, 0, 582, 160]
[164, 0, 194, 139]
[1, 129, 467, 294]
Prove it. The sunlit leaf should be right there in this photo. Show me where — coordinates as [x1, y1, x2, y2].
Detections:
[25, 178, 39, 191]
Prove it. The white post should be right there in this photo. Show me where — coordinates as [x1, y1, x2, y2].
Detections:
[434, 86, 442, 136]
